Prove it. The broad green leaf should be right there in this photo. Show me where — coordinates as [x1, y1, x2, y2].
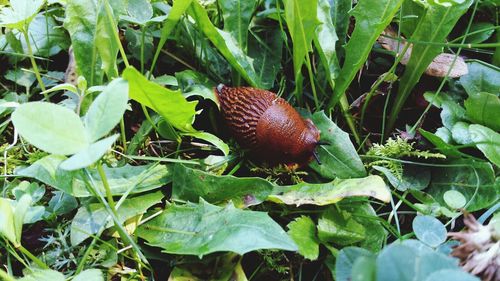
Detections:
[188, 1, 262, 87]
[469, 124, 500, 167]
[168, 253, 247, 281]
[317, 207, 366, 246]
[219, 0, 257, 50]
[313, 0, 339, 89]
[22, 14, 66, 57]
[464, 92, 500, 131]
[331, 0, 351, 46]
[17, 155, 171, 196]
[0, 198, 16, 244]
[122, 0, 153, 25]
[464, 22, 495, 43]
[413, 215, 446, 247]
[71, 191, 163, 245]
[123, 66, 198, 132]
[72, 269, 104, 281]
[388, 0, 473, 131]
[351, 256, 376, 281]
[283, 0, 318, 87]
[60, 134, 119, 170]
[12, 102, 90, 155]
[0, 0, 44, 29]
[175, 70, 217, 103]
[424, 92, 467, 130]
[451, 121, 472, 145]
[5, 69, 35, 88]
[309, 111, 366, 179]
[137, 200, 297, 256]
[46, 191, 78, 215]
[13, 194, 31, 246]
[330, 0, 403, 107]
[427, 159, 497, 211]
[172, 164, 274, 208]
[18, 269, 65, 281]
[84, 78, 129, 142]
[373, 165, 431, 191]
[460, 61, 500, 96]
[336, 247, 374, 281]
[181, 131, 230, 156]
[64, 0, 122, 84]
[287, 216, 319, 260]
[268, 175, 390, 206]
[419, 129, 464, 157]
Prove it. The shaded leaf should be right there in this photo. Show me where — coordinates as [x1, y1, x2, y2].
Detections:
[469, 124, 500, 167]
[172, 164, 274, 208]
[309, 111, 366, 179]
[317, 207, 366, 246]
[335, 247, 374, 281]
[464, 92, 500, 131]
[373, 164, 431, 191]
[219, 0, 257, 50]
[460, 60, 500, 96]
[137, 200, 297, 256]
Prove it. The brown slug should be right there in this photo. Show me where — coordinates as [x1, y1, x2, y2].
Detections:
[215, 84, 322, 165]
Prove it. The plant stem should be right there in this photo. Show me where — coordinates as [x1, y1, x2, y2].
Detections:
[304, 53, 319, 109]
[338, 96, 360, 145]
[96, 161, 117, 213]
[0, 269, 16, 281]
[120, 118, 127, 152]
[18, 244, 48, 269]
[103, 0, 129, 68]
[22, 29, 47, 98]
[140, 25, 146, 74]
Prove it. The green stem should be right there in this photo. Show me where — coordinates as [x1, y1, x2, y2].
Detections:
[103, 0, 129, 68]
[140, 25, 146, 74]
[22, 29, 47, 97]
[18, 244, 48, 269]
[120, 118, 127, 152]
[96, 161, 117, 213]
[304, 52, 319, 109]
[338, 96, 360, 145]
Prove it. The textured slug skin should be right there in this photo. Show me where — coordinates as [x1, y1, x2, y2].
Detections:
[215, 85, 320, 164]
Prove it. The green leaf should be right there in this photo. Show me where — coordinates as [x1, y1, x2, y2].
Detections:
[0, 0, 44, 29]
[451, 121, 472, 145]
[0, 198, 16, 244]
[188, 1, 262, 87]
[309, 111, 366, 179]
[123, 66, 198, 132]
[469, 124, 500, 167]
[5, 69, 35, 88]
[427, 159, 497, 211]
[464, 92, 500, 131]
[13, 194, 31, 245]
[283, 0, 318, 82]
[12, 102, 90, 155]
[71, 191, 163, 245]
[181, 131, 230, 156]
[419, 129, 464, 157]
[463, 22, 495, 43]
[122, 0, 153, 25]
[267, 175, 390, 206]
[336, 247, 374, 281]
[219, 0, 257, 50]
[64, 0, 122, 84]
[388, 0, 473, 132]
[84, 78, 129, 142]
[172, 164, 274, 208]
[351, 256, 376, 281]
[247, 26, 283, 89]
[374, 165, 431, 191]
[424, 92, 467, 130]
[443, 190, 466, 209]
[287, 216, 319, 260]
[313, 0, 339, 89]
[460, 60, 500, 96]
[72, 269, 104, 281]
[17, 155, 172, 196]
[425, 269, 480, 281]
[330, 0, 403, 107]
[18, 269, 65, 281]
[59, 134, 119, 171]
[413, 215, 446, 247]
[175, 70, 217, 103]
[46, 191, 78, 216]
[137, 200, 298, 256]
[317, 207, 366, 246]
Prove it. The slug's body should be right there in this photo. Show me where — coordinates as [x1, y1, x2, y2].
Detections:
[215, 85, 321, 165]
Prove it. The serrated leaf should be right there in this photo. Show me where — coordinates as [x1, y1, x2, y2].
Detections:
[287, 216, 319, 260]
[309, 111, 366, 179]
[172, 164, 274, 208]
[71, 191, 163, 245]
[267, 175, 390, 206]
[17, 155, 171, 196]
[137, 200, 297, 256]
[12, 102, 90, 155]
